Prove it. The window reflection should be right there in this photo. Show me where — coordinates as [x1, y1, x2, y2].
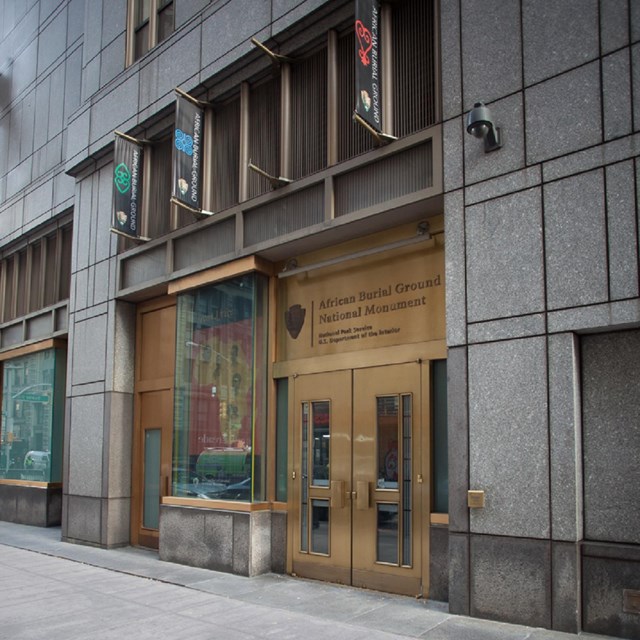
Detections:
[173, 273, 268, 502]
[0, 349, 66, 483]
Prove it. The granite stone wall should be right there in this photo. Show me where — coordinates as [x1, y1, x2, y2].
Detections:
[442, 0, 640, 635]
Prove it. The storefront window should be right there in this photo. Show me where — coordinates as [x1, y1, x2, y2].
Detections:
[0, 349, 66, 483]
[173, 273, 268, 502]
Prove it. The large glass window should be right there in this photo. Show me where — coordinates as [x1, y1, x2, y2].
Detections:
[173, 273, 268, 502]
[0, 349, 67, 483]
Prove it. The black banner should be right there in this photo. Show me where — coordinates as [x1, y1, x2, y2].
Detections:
[354, 0, 382, 132]
[172, 92, 204, 211]
[112, 134, 143, 239]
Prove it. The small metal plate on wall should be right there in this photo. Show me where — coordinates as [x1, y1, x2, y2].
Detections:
[623, 589, 640, 615]
[467, 490, 485, 508]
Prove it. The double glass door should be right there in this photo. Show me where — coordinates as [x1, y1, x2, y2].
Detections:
[291, 363, 430, 596]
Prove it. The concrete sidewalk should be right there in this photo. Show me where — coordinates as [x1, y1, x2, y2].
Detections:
[0, 522, 612, 640]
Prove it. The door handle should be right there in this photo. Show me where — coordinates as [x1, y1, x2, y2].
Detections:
[356, 480, 370, 510]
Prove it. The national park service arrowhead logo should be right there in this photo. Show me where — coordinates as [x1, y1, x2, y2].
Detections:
[285, 304, 306, 339]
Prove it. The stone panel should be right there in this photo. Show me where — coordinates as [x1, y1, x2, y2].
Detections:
[601, 0, 630, 54]
[466, 188, 544, 322]
[71, 313, 107, 385]
[48, 61, 65, 139]
[548, 299, 640, 334]
[232, 512, 250, 575]
[522, 0, 598, 85]
[159, 505, 234, 572]
[465, 166, 541, 207]
[603, 50, 632, 141]
[139, 31, 201, 109]
[634, 46, 640, 135]
[103, 497, 130, 547]
[464, 93, 525, 186]
[444, 190, 466, 346]
[583, 553, 640, 639]
[201, 0, 270, 70]
[544, 170, 608, 310]
[270, 511, 287, 573]
[461, 0, 521, 109]
[548, 333, 582, 542]
[447, 346, 468, 534]
[582, 330, 640, 544]
[176, 0, 210, 28]
[443, 117, 463, 193]
[551, 541, 580, 633]
[37, 7, 67, 74]
[204, 511, 234, 570]
[68, 393, 105, 497]
[440, 0, 461, 120]
[470, 534, 551, 628]
[64, 494, 102, 544]
[468, 337, 549, 538]
[249, 510, 272, 576]
[448, 532, 470, 615]
[100, 0, 126, 48]
[104, 391, 133, 498]
[525, 63, 601, 164]
[99, 33, 126, 89]
[468, 313, 545, 344]
[606, 161, 639, 300]
[89, 75, 138, 144]
[67, 0, 85, 46]
[429, 525, 449, 603]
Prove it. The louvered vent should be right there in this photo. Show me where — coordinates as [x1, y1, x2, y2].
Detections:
[212, 97, 240, 212]
[244, 184, 324, 247]
[174, 217, 235, 271]
[248, 77, 281, 199]
[291, 48, 328, 179]
[393, 0, 437, 136]
[334, 142, 432, 217]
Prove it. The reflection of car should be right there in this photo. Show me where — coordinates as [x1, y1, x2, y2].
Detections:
[218, 477, 251, 501]
[24, 451, 50, 471]
[172, 468, 226, 499]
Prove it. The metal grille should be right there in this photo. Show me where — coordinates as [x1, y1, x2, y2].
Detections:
[334, 142, 432, 217]
[244, 184, 324, 247]
[291, 48, 328, 180]
[392, 0, 437, 136]
[146, 137, 172, 238]
[173, 217, 235, 271]
[212, 97, 240, 212]
[248, 77, 281, 199]
[337, 30, 374, 162]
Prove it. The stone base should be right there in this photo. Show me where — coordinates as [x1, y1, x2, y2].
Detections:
[0, 484, 62, 526]
[429, 524, 449, 602]
[582, 542, 640, 640]
[159, 504, 285, 576]
[449, 533, 581, 633]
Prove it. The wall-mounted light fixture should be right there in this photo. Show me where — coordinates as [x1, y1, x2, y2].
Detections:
[466, 102, 502, 153]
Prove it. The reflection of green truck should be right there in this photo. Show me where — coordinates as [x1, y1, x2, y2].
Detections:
[196, 448, 250, 482]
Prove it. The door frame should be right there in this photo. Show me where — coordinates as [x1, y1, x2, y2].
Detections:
[131, 296, 176, 548]
[286, 350, 443, 597]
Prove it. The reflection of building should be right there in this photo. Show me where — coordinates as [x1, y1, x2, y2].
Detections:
[1, 2, 639, 639]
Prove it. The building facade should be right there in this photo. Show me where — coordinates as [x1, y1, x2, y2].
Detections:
[0, 1, 638, 639]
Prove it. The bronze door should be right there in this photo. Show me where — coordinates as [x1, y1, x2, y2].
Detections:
[291, 363, 429, 596]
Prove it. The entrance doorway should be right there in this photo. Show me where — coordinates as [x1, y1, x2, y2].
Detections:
[131, 298, 176, 548]
[290, 363, 430, 596]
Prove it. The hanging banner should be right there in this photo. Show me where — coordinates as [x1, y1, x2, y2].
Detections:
[354, 0, 382, 132]
[112, 133, 144, 239]
[172, 91, 204, 211]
